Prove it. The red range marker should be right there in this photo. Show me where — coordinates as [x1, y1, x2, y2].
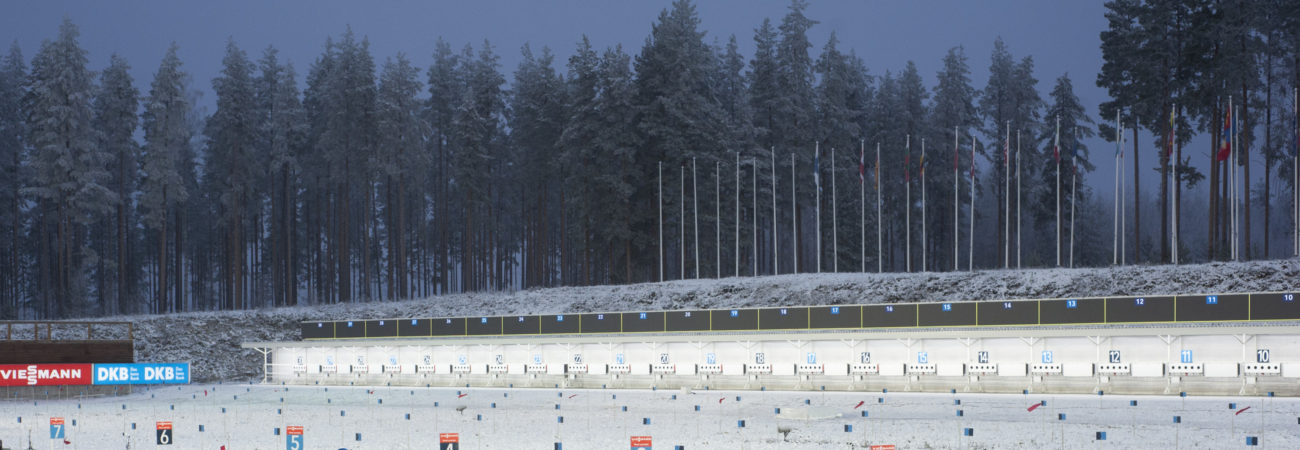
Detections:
[457, 393, 468, 398]
[1235, 406, 1251, 415]
[568, 394, 578, 399]
[718, 397, 725, 404]
[853, 401, 865, 409]
[1027, 403, 1041, 412]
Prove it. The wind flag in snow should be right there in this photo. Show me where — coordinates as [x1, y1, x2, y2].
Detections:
[1027, 402, 1042, 412]
[1218, 106, 1232, 162]
[854, 400, 865, 409]
[1235, 406, 1251, 415]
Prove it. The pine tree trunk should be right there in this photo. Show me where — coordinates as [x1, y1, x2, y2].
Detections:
[158, 188, 168, 314]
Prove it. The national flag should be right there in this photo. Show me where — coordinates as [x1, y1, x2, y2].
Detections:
[815, 149, 822, 192]
[1217, 107, 1232, 162]
[919, 148, 926, 177]
[1073, 141, 1082, 175]
[905, 141, 911, 183]
[1004, 135, 1010, 166]
[875, 149, 880, 191]
[1167, 104, 1177, 157]
[1053, 139, 1060, 164]
[859, 147, 865, 184]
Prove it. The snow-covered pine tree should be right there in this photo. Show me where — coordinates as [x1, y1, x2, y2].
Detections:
[92, 53, 139, 315]
[205, 39, 259, 310]
[930, 46, 979, 271]
[140, 43, 192, 315]
[23, 19, 111, 317]
[509, 43, 565, 289]
[377, 53, 424, 299]
[0, 43, 27, 318]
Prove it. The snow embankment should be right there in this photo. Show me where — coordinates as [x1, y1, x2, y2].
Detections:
[109, 258, 1298, 382]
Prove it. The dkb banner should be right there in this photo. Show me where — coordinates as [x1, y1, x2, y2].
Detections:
[92, 363, 191, 385]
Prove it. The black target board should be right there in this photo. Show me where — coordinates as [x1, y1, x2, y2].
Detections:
[1105, 296, 1174, 323]
[366, 319, 399, 338]
[711, 309, 758, 331]
[918, 302, 977, 327]
[1249, 292, 1300, 320]
[467, 316, 503, 336]
[862, 304, 916, 328]
[540, 314, 580, 334]
[665, 310, 710, 332]
[1176, 294, 1248, 322]
[1039, 298, 1104, 324]
[431, 317, 466, 336]
[335, 320, 366, 338]
[397, 319, 433, 337]
[503, 315, 540, 335]
[977, 301, 1039, 326]
[301, 322, 335, 339]
[621, 311, 666, 333]
[809, 305, 861, 329]
[579, 313, 621, 333]
[759, 307, 808, 330]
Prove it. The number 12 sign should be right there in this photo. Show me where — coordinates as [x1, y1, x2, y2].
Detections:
[286, 425, 303, 450]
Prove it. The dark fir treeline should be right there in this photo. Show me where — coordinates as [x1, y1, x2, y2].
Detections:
[0, 0, 1296, 318]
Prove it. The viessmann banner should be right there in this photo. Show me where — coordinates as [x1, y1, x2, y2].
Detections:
[0, 363, 189, 386]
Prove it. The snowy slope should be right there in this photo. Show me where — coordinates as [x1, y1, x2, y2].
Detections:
[101, 258, 1299, 382]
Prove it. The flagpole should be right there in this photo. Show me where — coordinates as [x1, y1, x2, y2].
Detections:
[1004, 121, 1010, 269]
[969, 133, 975, 271]
[921, 138, 927, 272]
[1017, 128, 1022, 269]
[659, 161, 663, 281]
[1233, 103, 1239, 261]
[815, 142, 822, 274]
[716, 159, 721, 278]
[954, 127, 959, 272]
[693, 158, 699, 279]
[1071, 127, 1078, 269]
[1172, 104, 1179, 265]
[735, 152, 740, 277]
[861, 139, 866, 273]
[832, 146, 838, 273]
[1055, 115, 1061, 267]
[1113, 111, 1119, 266]
[876, 142, 882, 273]
[753, 158, 758, 276]
[681, 162, 685, 280]
[1120, 121, 1126, 266]
[1294, 86, 1298, 257]
[771, 147, 777, 275]
[906, 134, 912, 273]
[792, 152, 798, 273]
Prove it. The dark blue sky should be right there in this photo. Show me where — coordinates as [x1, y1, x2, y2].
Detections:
[8, 0, 1153, 193]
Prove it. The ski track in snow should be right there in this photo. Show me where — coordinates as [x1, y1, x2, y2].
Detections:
[80, 258, 1300, 382]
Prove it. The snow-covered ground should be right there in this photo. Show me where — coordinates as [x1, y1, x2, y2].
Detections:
[2, 383, 1297, 449]
[96, 258, 1300, 381]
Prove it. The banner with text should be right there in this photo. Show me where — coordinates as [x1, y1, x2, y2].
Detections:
[0, 364, 93, 386]
[93, 363, 190, 385]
